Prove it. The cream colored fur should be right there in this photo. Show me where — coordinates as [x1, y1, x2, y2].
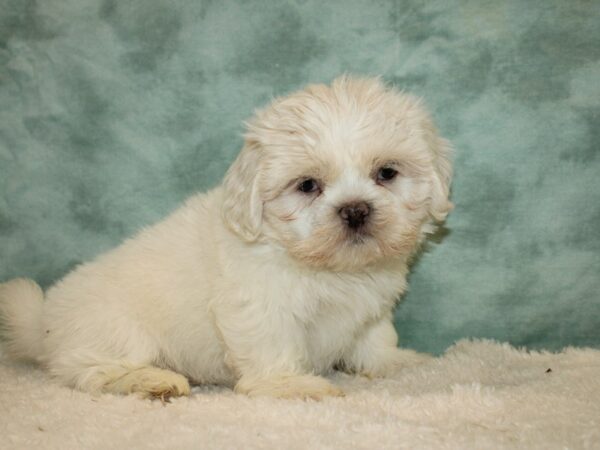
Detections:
[3, 340, 599, 449]
[0, 76, 452, 399]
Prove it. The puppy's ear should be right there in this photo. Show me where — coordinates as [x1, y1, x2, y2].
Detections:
[221, 142, 263, 241]
[423, 116, 453, 223]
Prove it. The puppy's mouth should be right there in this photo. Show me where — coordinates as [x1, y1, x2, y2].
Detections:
[346, 228, 373, 245]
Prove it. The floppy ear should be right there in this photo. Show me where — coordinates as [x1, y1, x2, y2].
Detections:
[423, 117, 453, 223]
[221, 142, 263, 241]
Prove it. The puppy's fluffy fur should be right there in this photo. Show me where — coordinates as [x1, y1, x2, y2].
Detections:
[0, 76, 452, 399]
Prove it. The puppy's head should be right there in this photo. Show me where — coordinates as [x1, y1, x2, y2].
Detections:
[222, 76, 452, 271]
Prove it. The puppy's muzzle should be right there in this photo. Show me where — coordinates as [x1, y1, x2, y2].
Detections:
[338, 201, 371, 229]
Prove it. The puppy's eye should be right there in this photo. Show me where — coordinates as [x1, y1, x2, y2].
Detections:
[376, 167, 398, 183]
[298, 178, 320, 194]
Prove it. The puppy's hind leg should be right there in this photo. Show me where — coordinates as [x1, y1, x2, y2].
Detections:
[92, 365, 190, 400]
[50, 353, 190, 399]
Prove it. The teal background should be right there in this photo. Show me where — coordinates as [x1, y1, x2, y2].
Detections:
[1, 0, 598, 354]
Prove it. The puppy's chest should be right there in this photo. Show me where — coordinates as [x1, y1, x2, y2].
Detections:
[304, 298, 372, 361]
[298, 273, 402, 366]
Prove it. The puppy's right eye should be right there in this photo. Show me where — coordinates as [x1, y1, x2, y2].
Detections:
[376, 167, 398, 183]
[298, 178, 320, 194]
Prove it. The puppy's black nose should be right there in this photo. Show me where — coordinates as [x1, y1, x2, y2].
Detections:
[339, 202, 370, 229]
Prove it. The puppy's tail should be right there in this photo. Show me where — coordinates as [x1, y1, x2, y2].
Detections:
[0, 278, 45, 362]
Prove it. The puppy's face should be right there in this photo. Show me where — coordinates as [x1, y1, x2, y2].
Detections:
[222, 77, 452, 271]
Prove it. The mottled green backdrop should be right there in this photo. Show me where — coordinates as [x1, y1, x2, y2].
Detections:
[1, 0, 598, 354]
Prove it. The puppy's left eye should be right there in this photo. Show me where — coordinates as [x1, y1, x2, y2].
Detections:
[298, 178, 320, 194]
[376, 167, 398, 183]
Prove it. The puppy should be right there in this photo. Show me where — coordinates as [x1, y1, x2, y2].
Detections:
[0, 76, 452, 400]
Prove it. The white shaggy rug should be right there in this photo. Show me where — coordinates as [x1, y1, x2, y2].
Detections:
[1, 339, 599, 449]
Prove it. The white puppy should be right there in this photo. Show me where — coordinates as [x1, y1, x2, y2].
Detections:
[0, 76, 452, 400]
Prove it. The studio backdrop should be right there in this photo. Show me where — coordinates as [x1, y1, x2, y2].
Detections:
[1, 0, 598, 354]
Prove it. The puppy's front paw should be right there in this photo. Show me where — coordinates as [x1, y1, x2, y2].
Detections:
[360, 349, 434, 378]
[235, 374, 344, 400]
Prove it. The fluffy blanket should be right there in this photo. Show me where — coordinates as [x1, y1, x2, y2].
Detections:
[1, 340, 599, 449]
